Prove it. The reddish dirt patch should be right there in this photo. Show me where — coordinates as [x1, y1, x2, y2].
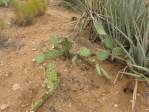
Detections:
[0, 1, 149, 112]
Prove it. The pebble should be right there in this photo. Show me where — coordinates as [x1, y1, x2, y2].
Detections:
[114, 104, 118, 108]
[21, 104, 29, 108]
[137, 93, 140, 96]
[43, 63, 47, 67]
[32, 58, 36, 62]
[0, 61, 4, 66]
[12, 83, 21, 91]
[31, 48, 37, 51]
[96, 98, 101, 103]
[0, 104, 9, 111]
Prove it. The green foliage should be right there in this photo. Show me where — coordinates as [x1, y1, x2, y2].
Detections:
[35, 54, 45, 64]
[94, 20, 107, 36]
[46, 64, 59, 91]
[64, 0, 149, 78]
[32, 64, 59, 112]
[35, 37, 72, 64]
[0, 0, 10, 7]
[96, 50, 110, 61]
[79, 47, 92, 57]
[50, 35, 59, 49]
[103, 38, 114, 50]
[12, 0, 48, 26]
[112, 47, 124, 56]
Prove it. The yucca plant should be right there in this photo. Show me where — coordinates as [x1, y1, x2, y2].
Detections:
[63, 0, 149, 80]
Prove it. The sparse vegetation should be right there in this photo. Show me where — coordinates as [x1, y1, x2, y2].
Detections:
[35, 36, 72, 64]
[62, 0, 149, 110]
[63, 0, 149, 81]
[0, 1, 149, 112]
[12, 0, 48, 26]
[35, 36, 112, 80]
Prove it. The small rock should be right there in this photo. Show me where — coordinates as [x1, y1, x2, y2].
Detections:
[0, 104, 9, 111]
[114, 104, 118, 108]
[96, 98, 101, 103]
[32, 48, 37, 51]
[12, 83, 20, 91]
[4, 72, 12, 77]
[43, 63, 47, 67]
[21, 104, 29, 108]
[21, 104, 26, 108]
[137, 93, 140, 96]
[39, 66, 43, 69]
[32, 59, 36, 62]
[7, 63, 11, 65]
[0, 61, 4, 66]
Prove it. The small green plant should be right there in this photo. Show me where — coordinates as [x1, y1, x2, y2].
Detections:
[0, 0, 10, 7]
[32, 64, 59, 112]
[50, 35, 59, 49]
[35, 36, 112, 81]
[46, 64, 59, 91]
[35, 36, 72, 64]
[78, 47, 112, 80]
[79, 47, 92, 57]
[12, 0, 48, 26]
[33, 36, 114, 112]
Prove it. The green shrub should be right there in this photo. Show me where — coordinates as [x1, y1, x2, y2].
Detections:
[12, 0, 48, 26]
[0, 0, 11, 7]
[64, 0, 149, 79]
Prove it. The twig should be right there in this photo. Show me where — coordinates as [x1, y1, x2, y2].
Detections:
[132, 80, 138, 111]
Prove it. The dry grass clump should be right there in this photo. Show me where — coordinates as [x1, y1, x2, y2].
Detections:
[12, 0, 48, 26]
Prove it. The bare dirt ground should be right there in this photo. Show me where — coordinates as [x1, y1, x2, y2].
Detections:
[0, 1, 149, 112]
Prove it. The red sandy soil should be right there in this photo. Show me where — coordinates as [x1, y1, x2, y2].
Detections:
[0, 1, 149, 112]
